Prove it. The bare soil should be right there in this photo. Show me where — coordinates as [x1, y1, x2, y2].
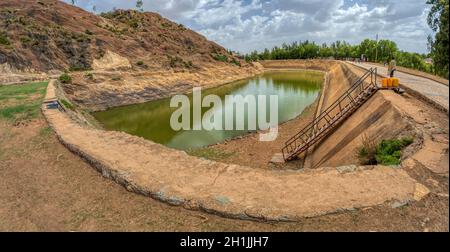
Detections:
[0, 117, 447, 231]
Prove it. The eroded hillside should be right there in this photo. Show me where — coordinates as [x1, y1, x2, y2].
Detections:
[0, 0, 245, 72]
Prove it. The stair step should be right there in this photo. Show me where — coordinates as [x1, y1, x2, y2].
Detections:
[283, 69, 379, 161]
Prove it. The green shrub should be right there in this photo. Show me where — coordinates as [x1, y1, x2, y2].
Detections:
[212, 54, 228, 62]
[84, 72, 94, 80]
[0, 32, 11, 46]
[231, 58, 241, 67]
[59, 73, 72, 84]
[375, 138, 414, 165]
[85, 29, 93, 35]
[136, 60, 149, 69]
[183, 60, 194, 68]
[358, 136, 414, 166]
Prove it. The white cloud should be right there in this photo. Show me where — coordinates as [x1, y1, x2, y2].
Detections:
[65, 0, 433, 54]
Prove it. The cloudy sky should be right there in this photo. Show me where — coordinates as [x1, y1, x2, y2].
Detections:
[64, 0, 433, 54]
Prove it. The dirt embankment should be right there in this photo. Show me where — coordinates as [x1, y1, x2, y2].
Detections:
[64, 61, 263, 111]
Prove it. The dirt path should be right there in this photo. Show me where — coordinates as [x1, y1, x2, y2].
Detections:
[349, 62, 449, 111]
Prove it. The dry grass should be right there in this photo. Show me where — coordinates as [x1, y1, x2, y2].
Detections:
[357, 133, 379, 165]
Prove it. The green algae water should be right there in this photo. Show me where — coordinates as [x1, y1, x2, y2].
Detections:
[93, 71, 322, 150]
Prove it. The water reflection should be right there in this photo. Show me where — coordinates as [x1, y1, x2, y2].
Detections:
[94, 71, 323, 150]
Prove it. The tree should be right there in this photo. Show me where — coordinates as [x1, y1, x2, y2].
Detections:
[426, 0, 449, 78]
[244, 38, 436, 76]
[71, 0, 75, 5]
[136, 0, 144, 12]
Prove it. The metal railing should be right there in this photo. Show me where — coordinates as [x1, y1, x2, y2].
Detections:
[282, 68, 378, 161]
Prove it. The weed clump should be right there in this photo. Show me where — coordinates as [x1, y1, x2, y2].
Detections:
[59, 73, 72, 84]
[231, 58, 241, 67]
[0, 32, 11, 46]
[136, 60, 148, 69]
[358, 136, 414, 166]
[212, 54, 228, 62]
[60, 99, 74, 110]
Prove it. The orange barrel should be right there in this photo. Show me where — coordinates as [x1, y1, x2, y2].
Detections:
[382, 78, 388, 88]
[387, 78, 393, 88]
[391, 78, 399, 88]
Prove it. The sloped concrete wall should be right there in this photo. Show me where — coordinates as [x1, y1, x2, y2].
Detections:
[305, 64, 414, 168]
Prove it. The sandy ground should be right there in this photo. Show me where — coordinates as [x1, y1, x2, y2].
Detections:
[0, 119, 448, 231]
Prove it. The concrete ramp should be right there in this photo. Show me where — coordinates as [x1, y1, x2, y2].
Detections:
[305, 91, 413, 168]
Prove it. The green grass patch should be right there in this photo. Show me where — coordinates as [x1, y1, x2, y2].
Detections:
[60, 99, 75, 110]
[358, 136, 414, 166]
[0, 82, 48, 123]
[0, 82, 47, 101]
[187, 148, 235, 161]
[0, 102, 41, 121]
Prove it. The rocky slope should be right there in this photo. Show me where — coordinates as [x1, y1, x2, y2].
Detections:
[0, 0, 246, 71]
[0, 0, 261, 109]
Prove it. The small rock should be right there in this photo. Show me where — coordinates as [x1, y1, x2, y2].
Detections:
[432, 134, 449, 144]
[270, 153, 285, 164]
[391, 201, 409, 209]
[336, 165, 357, 174]
[402, 158, 416, 169]
[426, 178, 440, 188]
[414, 183, 431, 201]
[215, 196, 231, 205]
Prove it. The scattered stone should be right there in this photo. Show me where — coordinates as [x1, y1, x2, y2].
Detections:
[391, 200, 409, 209]
[437, 193, 449, 198]
[414, 183, 430, 201]
[336, 165, 357, 174]
[215, 196, 231, 205]
[421, 217, 431, 227]
[426, 178, 440, 188]
[432, 134, 449, 144]
[402, 158, 416, 169]
[270, 153, 285, 164]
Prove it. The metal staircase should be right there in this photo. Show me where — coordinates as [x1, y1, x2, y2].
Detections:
[282, 68, 378, 162]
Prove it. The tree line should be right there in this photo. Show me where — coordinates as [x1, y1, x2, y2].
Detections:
[243, 39, 435, 76]
[244, 0, 448, 79]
